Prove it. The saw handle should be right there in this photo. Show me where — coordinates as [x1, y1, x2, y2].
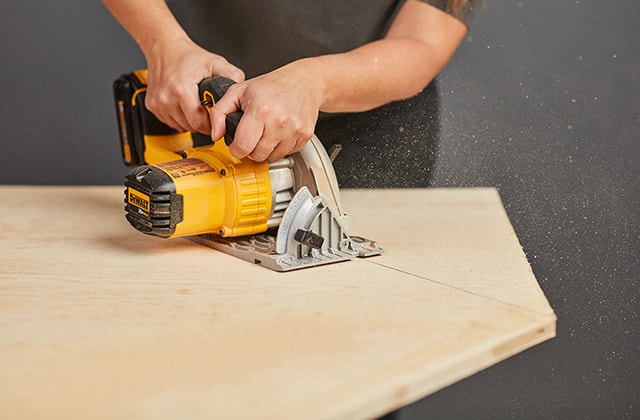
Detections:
[198, 76, 242, 146]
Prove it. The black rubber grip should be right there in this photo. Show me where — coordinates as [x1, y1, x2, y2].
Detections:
[198, 76, 243, 146]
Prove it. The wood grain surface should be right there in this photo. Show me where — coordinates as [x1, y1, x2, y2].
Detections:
[0, 186, 555, 420]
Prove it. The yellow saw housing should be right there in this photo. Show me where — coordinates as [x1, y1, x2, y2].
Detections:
[125, 140, 271, 238]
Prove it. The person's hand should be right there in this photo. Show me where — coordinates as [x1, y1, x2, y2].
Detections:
[209, 63, 324, 162]
[145, 37, 245, 134]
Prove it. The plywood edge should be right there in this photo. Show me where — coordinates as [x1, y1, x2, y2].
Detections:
[324, 315, 557, 420]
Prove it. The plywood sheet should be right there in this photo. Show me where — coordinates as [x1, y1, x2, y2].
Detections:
[0, 186, 555, 420]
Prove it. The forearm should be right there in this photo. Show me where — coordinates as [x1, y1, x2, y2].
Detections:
[289, 38, 441, 113]
[293, 0, 467, 113]
[101, 0, 189, 57]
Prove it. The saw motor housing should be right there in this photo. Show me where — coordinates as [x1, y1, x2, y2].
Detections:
[113, 70, 382, 271]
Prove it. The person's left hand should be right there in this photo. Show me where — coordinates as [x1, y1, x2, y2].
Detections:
[208, 63, 324, 162]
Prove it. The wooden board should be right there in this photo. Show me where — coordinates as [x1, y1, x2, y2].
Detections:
[0, 186, 555, 420]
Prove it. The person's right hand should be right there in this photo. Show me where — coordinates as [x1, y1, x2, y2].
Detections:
[144, 37, 245, 134]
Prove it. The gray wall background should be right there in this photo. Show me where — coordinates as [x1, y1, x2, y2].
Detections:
[2, 0, 638, 418]
[1, 0, 144, 184]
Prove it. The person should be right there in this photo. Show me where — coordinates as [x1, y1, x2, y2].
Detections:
[103, 0, 479, 186]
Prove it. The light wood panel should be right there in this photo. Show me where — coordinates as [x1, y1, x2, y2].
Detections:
[0, 186, 555, 420]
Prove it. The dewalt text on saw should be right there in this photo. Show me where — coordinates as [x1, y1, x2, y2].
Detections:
[112, 70, 382, 271]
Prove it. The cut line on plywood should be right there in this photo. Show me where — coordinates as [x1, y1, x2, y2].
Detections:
[365, 259, 553, 318]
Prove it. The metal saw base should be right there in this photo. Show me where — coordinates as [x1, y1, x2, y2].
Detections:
[191, 232, 382, 272]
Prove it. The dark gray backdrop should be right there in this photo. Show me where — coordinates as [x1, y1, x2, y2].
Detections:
[2, 0, 638, 418]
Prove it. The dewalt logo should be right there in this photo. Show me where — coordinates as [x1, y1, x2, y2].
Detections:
[127, 188, 150, 214]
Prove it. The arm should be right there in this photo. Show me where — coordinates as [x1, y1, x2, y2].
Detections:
[211, 0, 467, 161]
[102, 0, 245, 133]
[305, 0, 468, 111]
